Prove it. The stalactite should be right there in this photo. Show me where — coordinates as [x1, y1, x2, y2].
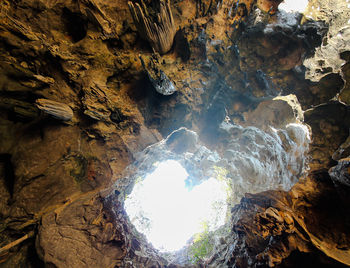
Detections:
[140, 55, 177, 95]
[128, 0, 176, 54]
[35, 99, 74, 121]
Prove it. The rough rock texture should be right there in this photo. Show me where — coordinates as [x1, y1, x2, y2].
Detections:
[0, 0, 350, 267]
[303, 0, 350, 83]
[128, 0, 176, 54]
[207, 172, 350, 268]
[37, 193, 128, 267]
[304, 102, 350, 172]
[140, 54, 177, 95]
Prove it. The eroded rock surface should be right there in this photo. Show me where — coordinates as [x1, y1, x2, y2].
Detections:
[208, 172, 350, 268]
[0, 0, 350, 267]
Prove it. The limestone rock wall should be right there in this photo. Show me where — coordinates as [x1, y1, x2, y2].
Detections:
[0, 0, 350, 267]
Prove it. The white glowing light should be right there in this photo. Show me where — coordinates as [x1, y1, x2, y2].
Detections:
[124, 160, 228, 252]
[279, 0, 309, 13]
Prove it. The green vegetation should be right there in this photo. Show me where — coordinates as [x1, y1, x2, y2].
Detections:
[214, 166, 228, 180]
[213, 166, 231, 193]
[213, 165, 234, 215]
[188, 221, 214, 264]
[187, 167, 234, 264]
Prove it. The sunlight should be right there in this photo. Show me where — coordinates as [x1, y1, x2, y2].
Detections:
[124, 160, 228, 252]
[279, 0, 309, 13]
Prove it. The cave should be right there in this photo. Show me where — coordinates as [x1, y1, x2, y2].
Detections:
[1, 0, 350, 267]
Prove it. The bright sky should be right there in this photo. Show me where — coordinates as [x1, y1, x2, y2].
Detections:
[124, 160, 228, 252]
[279, 0, 309, 13]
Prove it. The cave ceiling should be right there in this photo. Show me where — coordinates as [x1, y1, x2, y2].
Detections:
[0, 0, 350, 267]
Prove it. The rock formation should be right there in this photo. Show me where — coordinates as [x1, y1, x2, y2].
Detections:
[128, 0, 176, 54]
[0, 0, 350, 267]
[35, 99, 74, 121]
[140, 54, 177, 95]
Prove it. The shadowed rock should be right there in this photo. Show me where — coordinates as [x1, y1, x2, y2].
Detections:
[128, 0, 176, 54]
[140, 55, 177, 95]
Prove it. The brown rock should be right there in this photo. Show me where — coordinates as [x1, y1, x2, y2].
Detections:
[304, 101, 350, 171]
[35, 98, 74, 121]
[257, 0, 283, 14]
[37, 193, 127, 268]
[0, 0, 350, 267]
[128, 0, 176, 54]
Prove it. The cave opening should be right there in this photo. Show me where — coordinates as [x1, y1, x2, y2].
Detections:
[279, 0, 309, 13]
[124, 160, 229, 253]
[1, 0, 350, 265]
[118, 119, 312, 264]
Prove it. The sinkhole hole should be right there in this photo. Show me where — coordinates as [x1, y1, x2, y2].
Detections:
[124, 160, 229, 252]
[120, 121, 310, 261]
[279, 0, 309, 13]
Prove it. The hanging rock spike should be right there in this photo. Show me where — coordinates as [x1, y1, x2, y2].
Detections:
[128, 0, 176, 54]
[35, 99, 74, 121]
